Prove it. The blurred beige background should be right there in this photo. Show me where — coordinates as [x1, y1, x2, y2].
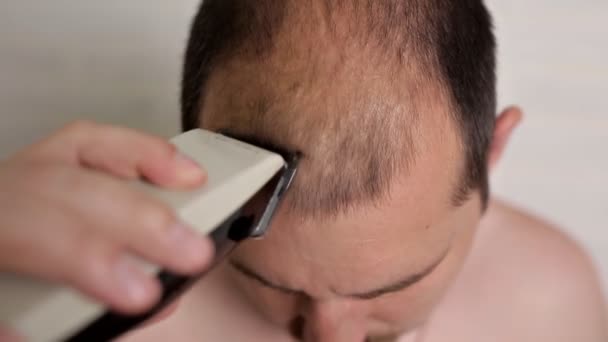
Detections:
[0, 1, 606, 292]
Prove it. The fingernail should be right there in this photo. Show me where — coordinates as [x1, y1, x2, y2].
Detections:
[115, 258, 151, 305]
[169, 224, 210, 266]
[174, 154, 206, 183]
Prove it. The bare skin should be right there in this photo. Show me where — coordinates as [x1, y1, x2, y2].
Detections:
[1, 120, 603, 341]
[118, 49, 607, 340]
[421, 200, 608, 342]
[123, 199, 608, 342]
[120, 106, 607, 341]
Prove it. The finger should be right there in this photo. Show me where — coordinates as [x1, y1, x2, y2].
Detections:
[61, 244, 162, 314]
[46, 165, 214, 275]
[37, 121, 206, 189]
[0, 199, 158, 313]
[0, 163, 213, 313]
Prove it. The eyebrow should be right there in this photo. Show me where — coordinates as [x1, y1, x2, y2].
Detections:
[229, 251, 448, 300]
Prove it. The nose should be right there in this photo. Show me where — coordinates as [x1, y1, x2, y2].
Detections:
[293, 299, 367, 342]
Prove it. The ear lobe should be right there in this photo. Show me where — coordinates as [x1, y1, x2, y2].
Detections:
[488, 106, 523, 171]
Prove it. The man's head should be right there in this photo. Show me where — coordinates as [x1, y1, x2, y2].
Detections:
[181, 0, 521, 340]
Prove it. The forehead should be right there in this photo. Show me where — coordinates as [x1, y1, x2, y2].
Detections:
[232, 145, 470, 296]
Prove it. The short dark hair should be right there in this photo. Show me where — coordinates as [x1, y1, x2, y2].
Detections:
[181, 0, 496, 217]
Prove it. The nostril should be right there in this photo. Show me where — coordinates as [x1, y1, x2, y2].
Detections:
[289, 315, 306, 340]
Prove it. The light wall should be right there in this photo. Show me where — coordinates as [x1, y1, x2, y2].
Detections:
[488, 1, 608, 291]
[0, 1, 606, 291]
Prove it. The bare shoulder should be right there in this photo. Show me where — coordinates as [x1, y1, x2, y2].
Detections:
[119, 265, 293, 342]
[464, 199, 608, 341]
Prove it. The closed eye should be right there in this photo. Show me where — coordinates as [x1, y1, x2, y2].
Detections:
[230, 248, 448, 301]
[231, 260, 302, 296]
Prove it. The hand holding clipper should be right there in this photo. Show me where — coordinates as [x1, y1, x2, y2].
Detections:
[0, 123, 298, 341]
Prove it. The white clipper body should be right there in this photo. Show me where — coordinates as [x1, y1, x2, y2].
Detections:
[0, 129, 294, 341]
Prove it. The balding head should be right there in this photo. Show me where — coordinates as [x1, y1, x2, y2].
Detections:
[181, 0, 496, 219]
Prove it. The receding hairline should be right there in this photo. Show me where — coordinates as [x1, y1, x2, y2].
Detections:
[181, 0, 497, 217]
[198, 57, 472, 217]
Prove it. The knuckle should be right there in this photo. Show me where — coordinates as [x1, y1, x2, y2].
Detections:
[134, 201, 176, 234]
[50, 120, 100, 145]
[27, 163, 69, 189]
[143, 136, 176, 158]
[65, 240, 116, 284]
[146, 135, 170, 148]
[62, 120, 96, 136]
[55, 237, 100, 281]
[59, 168, 90, 193]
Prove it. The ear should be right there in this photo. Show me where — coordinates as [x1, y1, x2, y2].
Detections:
[488, 106, 523, 171]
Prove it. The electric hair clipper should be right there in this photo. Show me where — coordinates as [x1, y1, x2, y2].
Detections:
[0, 129, 299, 341]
